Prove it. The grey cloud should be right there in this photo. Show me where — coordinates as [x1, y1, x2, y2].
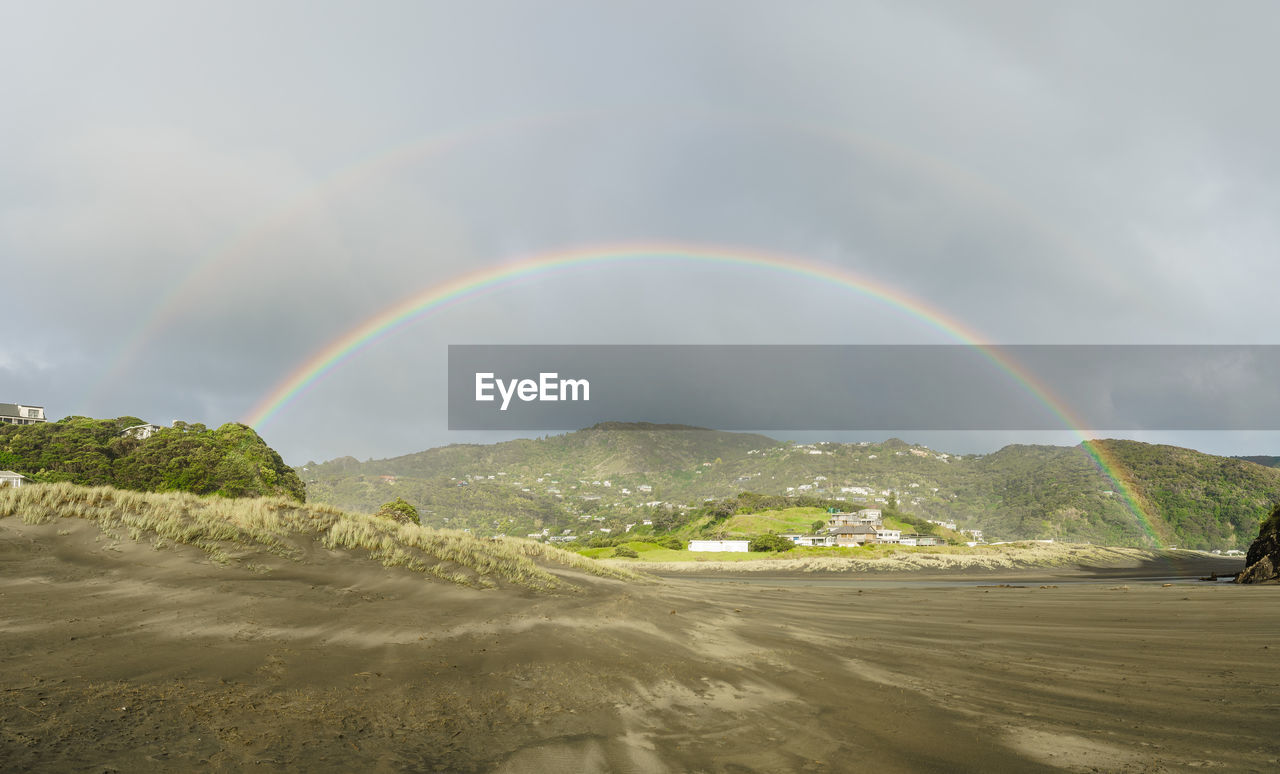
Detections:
[3, 1, 1279, 463]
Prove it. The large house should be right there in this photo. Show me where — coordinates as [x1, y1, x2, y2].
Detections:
[0, 470, 30, 488]
[830, 525, 878, 546]
[121, 423, 165, 440]
[826, 508, 882, 528]
[0, 403, 46, 426]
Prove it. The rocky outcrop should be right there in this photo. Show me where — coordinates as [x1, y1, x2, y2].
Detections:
[1237, 505, 1280, 584]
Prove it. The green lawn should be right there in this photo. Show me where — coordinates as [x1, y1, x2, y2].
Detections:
[719, 507, 831, 536]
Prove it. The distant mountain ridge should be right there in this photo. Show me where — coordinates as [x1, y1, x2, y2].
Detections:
[300, 424, 1280, 550]
[1235, 455, 1280, 469]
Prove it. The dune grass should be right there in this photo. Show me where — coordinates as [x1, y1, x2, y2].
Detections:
[0, 482, 639, 591]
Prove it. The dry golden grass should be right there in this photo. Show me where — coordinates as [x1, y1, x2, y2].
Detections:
[619, 541, 1181, 574]
[0, 483, 639, 591]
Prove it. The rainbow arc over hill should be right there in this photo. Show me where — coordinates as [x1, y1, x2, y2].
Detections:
[241, 242, 1164, 546]
[86, 107, 1124, 413]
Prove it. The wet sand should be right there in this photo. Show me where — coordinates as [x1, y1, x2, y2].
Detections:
[3, 517, 1278, 772]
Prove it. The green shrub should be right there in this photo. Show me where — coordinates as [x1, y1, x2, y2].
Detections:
[376, 497, 419, 524]
[613, 545, 639, 558]
[748, 533, 795, 552]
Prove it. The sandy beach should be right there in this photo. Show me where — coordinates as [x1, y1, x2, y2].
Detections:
[3, 516, 1278, 773]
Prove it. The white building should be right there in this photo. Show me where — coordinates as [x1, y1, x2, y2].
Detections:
[874, 528, 902, 544]
[0, 470, 31, 488]
[899, 534, 946, 547]
[688, 540, 750, 552]
[782, 533, 837, 547]
[121, 423, 165, 440]
[0, 403, 46, 426]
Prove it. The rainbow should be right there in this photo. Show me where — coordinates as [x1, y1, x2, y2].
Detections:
[81, 107, 1127, 414]
[240, 242, 1164, 546]
[76, 108, 607, 414]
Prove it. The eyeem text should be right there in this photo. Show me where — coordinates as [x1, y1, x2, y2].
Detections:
[475, 372, 591, 411]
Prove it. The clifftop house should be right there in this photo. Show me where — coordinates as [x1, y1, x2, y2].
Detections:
[121, 423, 165, 440]
[1, 403, 46, 426]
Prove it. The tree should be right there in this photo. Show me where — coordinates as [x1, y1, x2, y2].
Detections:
[811, 520, 827, 533]
[749, 534, 794, 552]
[376, 497, 419, 525]
[0, 417, 304, 501]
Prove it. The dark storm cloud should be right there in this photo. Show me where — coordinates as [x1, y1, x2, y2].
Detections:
[3, 1, 1279, 463]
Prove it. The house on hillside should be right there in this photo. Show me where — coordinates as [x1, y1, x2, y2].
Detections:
[827, 512, 859, 528]
[0, 470, 31, 488]
[0, 403, 46, 426]
[826, 508, 882, 528]
[121, 423, 164, 440]
[831, 525, 878, 546]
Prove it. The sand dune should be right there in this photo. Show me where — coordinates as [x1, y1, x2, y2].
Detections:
[3, 514, 1278, 772]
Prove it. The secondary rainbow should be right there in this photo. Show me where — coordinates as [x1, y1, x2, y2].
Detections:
[241, 242, 1163, 545]
[84, 107, 1120, 415]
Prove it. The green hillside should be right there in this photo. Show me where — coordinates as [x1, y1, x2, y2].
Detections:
[0, 417, 305, 501]
[299, 425, 1280, 550]
[1097, 440, 1280, 550]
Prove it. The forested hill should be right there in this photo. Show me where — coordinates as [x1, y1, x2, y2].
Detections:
[307, 423, 776, 481]
[1095, 440, 1280, 549]
[300, 425, 1280, 550]
[0, 416, 304, 501]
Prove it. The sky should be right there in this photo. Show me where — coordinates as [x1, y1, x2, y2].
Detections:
[3, 1, 1279, 465]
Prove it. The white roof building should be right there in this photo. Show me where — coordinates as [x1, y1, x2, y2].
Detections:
[0, 470, 31, 488]
[688, 539, 750, 552]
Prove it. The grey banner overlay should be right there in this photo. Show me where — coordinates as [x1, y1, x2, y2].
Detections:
[448, 345, 1280, 431]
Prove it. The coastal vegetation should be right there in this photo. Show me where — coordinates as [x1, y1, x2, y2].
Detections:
[0, 416, 305, 501]
[376, 496, 419, 524]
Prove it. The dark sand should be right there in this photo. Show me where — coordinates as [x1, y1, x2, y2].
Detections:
[3, 517, 1278, 773]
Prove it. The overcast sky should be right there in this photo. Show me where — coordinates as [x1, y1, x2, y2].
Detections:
[4, 1, 1279, 464]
